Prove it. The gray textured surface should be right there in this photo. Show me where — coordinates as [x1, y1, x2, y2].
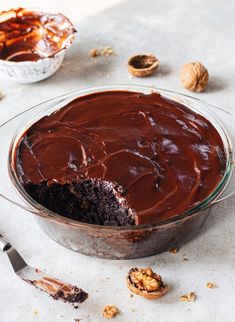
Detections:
[0, 0, 235, 321]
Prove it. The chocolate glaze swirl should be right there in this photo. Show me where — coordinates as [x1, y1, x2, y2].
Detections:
[15, 91, 226, 224]
[0, 8, 75, 62]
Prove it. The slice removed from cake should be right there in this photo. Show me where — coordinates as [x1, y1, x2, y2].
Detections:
[25, 178, 136, 226]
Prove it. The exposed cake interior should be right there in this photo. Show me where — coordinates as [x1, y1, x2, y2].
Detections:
[14, 90, 226, 226]
[25, 179, 136, 226]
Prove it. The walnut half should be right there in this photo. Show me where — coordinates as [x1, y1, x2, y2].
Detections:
[128, 54, 159, 77]
[126, 267, 168, 300]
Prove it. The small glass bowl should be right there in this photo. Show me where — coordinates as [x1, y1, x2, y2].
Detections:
[1, 85, 235, 259]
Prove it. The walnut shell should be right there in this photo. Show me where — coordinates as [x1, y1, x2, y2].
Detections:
[128, 54, 159, 77]
[126, 267, 168, 300]
[179, 62, 209, 92]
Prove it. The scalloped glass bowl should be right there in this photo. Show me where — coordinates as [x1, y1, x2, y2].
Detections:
[1, 85, 235, 259]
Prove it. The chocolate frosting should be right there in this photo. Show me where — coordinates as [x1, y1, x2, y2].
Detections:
[0, 8, 75, 62]
[15, 91, 226, 224]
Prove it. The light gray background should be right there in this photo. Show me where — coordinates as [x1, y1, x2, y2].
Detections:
[0, 1, 235, 321]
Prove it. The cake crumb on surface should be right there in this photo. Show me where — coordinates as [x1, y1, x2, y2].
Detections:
[182, 254, 188, 260]
[169, 247, 179, 254]
[180, 292, 196, 302]
[89, 46, 115, 57]
[89, 48, 99, 57]
[100, 46, 115, 56]
[0, 91, 4, 99]
[206, 282, 218, 289]
[33, 309, 38, 315]
[102, 305, 119, 319]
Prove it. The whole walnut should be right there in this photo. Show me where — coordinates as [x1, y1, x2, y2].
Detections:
[180, 62, 209, 92]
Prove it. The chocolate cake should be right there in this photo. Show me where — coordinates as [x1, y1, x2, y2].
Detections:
[14, 91, 226, 226]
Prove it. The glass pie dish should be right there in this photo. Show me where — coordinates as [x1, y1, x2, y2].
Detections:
[1, 85, 235, 259]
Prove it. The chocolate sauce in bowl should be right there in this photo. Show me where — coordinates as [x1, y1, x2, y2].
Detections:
[0, 8, 75, 62]
[15, 91, 226, 225]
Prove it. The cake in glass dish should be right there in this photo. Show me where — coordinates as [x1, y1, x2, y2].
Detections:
[14, 91, 226, 226]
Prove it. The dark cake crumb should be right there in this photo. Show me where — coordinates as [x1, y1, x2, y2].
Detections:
[53, 286, 88, 304]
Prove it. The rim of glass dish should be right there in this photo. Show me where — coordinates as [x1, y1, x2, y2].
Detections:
[7, 84, 234, 231]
